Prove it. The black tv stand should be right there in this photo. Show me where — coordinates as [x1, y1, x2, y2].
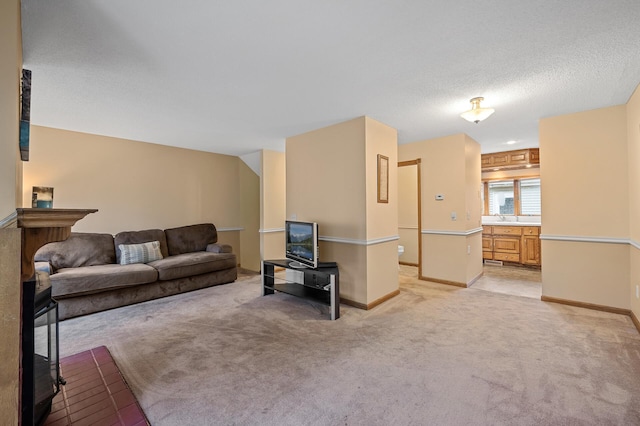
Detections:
[262, 259, 340, 320]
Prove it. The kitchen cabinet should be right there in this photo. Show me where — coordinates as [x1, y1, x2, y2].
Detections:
[481, 148, 539, 171]
[482, 226, 493, 259]
[482, 225, 541, 267]
[521, 227, 541, 265]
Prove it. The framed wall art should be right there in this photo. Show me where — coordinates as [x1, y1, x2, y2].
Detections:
[19, 69, 32, 161]
[377, 154, 389, 203]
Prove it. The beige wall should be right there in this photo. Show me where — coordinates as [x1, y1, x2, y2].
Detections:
[628, 84, 640, 318]
[0, 0, 22, 217]
[0, 0, 22, 422]
[464, 136, 484, 284]
[399, 134, 482, 286]
[364, 118, 399, 303]
[540, 105, 630, 309]
[239, 160, 261, 271]
[365, 118, 398, 241]
[632, 248, 640, 319]
[286, 117, 398, 305]
[286, 118, 367, 303]
[466, 233, 483, 283]
[24, 126, 242, 234]
[287, 118, 367, 239]
[542, 241, 630, 307]
[398, 164, 418, 264]
[319, 242, 368, 303]
[465, 135, 483, 230]
[540, 106, 628, 238]
[260, 150, 286, 262]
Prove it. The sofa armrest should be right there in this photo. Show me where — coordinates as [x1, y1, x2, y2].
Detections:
[206, 243, 232, 254]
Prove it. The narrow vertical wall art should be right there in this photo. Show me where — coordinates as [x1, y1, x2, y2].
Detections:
[20, 69, 32, 161]
[377, 154, 389, 203]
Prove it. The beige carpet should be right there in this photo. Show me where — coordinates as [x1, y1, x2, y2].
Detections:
[58, 271, 640, 425]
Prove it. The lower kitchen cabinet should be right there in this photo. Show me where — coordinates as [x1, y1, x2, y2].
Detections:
[482, 225, 541, 267]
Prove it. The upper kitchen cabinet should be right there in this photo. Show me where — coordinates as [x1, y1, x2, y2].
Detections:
[481, 148, 539, 171]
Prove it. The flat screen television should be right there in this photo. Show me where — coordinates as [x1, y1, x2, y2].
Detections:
[285, 220, 318, 269]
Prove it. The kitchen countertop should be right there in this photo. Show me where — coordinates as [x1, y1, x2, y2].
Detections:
[482, 222, 541, 227]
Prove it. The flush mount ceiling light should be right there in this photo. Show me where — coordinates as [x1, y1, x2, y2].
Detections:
[460, 97, 495, 123]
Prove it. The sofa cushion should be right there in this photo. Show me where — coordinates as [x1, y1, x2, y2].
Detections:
[114, 229, 169, 263]
[165, 223, 218, 256]
[51, 263, 158, 298]
[119, 241, 163, 265]
[35, 233, 116, 270]
[148, 251, 236, 281]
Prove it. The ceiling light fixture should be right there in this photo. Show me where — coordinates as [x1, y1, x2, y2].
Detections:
[460, 97, 495, 123]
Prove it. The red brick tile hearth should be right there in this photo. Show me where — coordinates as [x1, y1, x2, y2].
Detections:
[44, 346, 149, 426]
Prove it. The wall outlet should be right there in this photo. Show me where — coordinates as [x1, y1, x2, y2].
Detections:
[451, 212, 457, 221]
[467, 245, 471, 255]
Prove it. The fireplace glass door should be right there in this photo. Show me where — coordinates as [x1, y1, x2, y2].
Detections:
[33, 301, 60, 423]
[22, 273, 62, 426]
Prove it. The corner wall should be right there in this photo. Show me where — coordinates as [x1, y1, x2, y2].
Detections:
[628, 84, 640, 322]
[0, 0, 21, 215]
[286, 117, 398, 306]
[399, 134, 483, 286]
[260, 150, 286, 263]
[540, 105, 630, 309]
[0, 0, 22, 422]
[239, 159, 261, 272]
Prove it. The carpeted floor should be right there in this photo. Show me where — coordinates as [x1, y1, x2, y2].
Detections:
[58, 270, 640, 425]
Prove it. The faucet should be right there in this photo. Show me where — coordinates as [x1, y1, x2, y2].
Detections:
[494, 213, 506, 222]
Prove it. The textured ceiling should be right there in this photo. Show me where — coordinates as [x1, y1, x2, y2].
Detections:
[20, 1, 640, 156]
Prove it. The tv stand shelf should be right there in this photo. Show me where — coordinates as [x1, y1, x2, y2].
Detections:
[262, 259, 340, 320]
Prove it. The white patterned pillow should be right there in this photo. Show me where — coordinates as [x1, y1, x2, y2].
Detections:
[119, 241, 163, 265]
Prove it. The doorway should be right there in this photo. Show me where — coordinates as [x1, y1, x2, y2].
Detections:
[472, 264, 542, 299]
[398, 159, 422, 279]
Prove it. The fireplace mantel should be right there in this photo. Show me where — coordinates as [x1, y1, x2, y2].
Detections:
[12, 208, 98, 282]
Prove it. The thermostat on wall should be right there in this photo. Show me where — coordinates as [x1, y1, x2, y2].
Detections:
[435, 194, 444, 201]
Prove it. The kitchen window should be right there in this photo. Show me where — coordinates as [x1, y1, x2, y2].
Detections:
[520, 178, 541, 215]
[483, 178, 541, 216]
[487, 181, 515, 215]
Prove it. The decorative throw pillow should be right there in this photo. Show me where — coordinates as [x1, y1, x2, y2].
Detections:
[119, 241, 163, 265]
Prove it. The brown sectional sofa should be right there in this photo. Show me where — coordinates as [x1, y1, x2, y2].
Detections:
[35, 223, 237, 320]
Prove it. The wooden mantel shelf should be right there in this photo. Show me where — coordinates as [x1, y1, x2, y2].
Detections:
[6, 208, 98, 282]
[15, 208, 98, 228]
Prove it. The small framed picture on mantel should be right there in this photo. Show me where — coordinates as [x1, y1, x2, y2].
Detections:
[377, 154, 389, 203]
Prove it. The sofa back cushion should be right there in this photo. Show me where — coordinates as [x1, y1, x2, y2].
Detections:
[35, 233, 116, 270]
[165, 223, 218, 256]
[114, 229, 169, 264]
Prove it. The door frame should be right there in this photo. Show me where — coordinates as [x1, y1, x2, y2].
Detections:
[398, 159, 422, 278]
